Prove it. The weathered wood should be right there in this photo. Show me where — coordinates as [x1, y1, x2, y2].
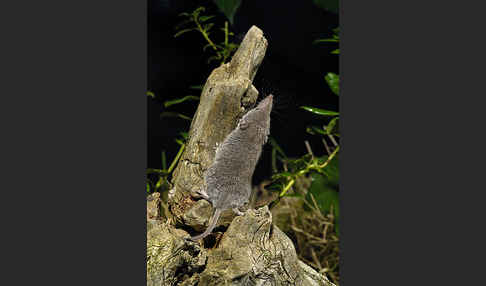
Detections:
[147, 206, 335, 286]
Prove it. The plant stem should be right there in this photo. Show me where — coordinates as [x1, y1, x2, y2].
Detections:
[219, 21, 230, 64]
[224, 21, 228, 46]
[161, 151, 167, 170]
[280, 179, 295, 197]
[280, 145, 339, 198]
[317, 145, 339, 169]
[194, 14, 218, 51]
[147, 168, 168, 175]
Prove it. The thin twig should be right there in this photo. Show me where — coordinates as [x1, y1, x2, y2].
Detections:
[310, 248, 323, 271]
[322, 138, 331, 155]
[328, 134, 338, 147]
[304, 140, 314, 158]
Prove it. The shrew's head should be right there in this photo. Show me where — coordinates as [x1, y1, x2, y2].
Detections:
[237, 94, 273, 145]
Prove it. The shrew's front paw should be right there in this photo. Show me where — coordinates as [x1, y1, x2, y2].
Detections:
[232, 208, 245, 216]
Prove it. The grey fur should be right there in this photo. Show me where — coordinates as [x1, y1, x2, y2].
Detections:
[190, 94, 273, 241]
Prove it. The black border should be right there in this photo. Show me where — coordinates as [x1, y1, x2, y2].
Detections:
[342, 0, 484, 284]
[2, 0, 146, 284]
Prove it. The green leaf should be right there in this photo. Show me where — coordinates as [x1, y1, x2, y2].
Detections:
[203, 23, 215, 32]
[227, 42, 238, 49]
[325, 73, 340, 96]
[307, 119, 339, 136]
[155, 177, 162, 189]
[312, 0, 339, 14]
[213, 0, 242, 24]
[189, 85, 204, 90]
[199, 15, 216, 22]
[146, 182, 150, 193]
[163, 95, 200, 108]
[313, 38, 339, 44]
[168, 144, 185, 173]
[331, 49, 339, 54]
[326, 117, 339, 134]
[301, 106, 339, 116]
[192, 7, 205, 17]
[306, 172, 339, 221]
[174, 28, 196, 38]
[179, 132, 189, 140]
[287, 154, 313, 173]
[316, 154, 339, 187]
[272, 172, 293, 180]
[207, 54, 222, 64]
[267, 182, 284, 192]
[146, 91, 155, 98]
[306, 125, 327, 136]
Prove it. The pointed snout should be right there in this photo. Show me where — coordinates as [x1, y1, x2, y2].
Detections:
[258, 94, 273, 112]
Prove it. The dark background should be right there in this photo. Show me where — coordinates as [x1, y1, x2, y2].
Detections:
[148, 0, 339, 183]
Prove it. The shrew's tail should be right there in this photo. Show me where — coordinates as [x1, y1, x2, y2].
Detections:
[190, 208, 222, 241]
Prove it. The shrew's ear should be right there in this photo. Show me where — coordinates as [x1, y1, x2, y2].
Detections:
[239, 118, 249, 130]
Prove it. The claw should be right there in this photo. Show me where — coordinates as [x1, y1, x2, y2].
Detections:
[195, 188, 209, 200]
